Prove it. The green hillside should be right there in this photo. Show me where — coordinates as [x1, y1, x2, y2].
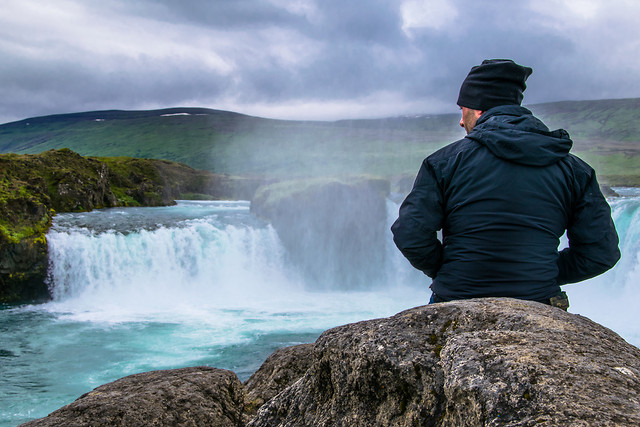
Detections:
[1, 100, 639, 185]
[0, 107, 462, 178]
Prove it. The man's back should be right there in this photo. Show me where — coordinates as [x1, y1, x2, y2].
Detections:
[391, 104, 620, 303]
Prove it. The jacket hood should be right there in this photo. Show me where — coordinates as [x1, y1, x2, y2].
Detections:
[466, 105, 572, 166]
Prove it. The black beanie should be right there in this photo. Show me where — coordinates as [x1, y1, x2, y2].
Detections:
[457, 59, 533, 111]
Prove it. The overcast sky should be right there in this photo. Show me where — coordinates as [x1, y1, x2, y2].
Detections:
[1, 0, 639, 124]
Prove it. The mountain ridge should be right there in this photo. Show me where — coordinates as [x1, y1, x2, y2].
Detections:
[1, 98, 638, 184]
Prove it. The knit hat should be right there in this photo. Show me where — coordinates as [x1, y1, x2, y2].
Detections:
[457, 59, 533, 111]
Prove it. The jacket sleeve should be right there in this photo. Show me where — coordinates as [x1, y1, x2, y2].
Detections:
[391, 159, 444, 277]
[557, 172, 621, 285]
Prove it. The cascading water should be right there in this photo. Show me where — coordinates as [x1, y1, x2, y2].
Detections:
[1, 193, 638, 426]
[45, 201, 302, 319]
[563, 189, 640, 343]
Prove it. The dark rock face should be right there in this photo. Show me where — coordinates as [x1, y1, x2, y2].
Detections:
[244, 343, 314, 415]
[21, 367, 247, 427]
[251, 178, 390, 289]
[250, 299, 640, 426]
[0, 235, 49, 303]
[46, 151, 119, 211]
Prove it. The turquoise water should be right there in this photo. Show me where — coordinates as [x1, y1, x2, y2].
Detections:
[1, 196, 639, 426]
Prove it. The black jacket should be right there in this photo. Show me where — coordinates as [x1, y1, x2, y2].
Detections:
[391, 105, 620, 303]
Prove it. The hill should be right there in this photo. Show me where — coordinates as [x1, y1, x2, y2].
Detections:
[0, 99, 639, 185]
[0, 107, 463, 179]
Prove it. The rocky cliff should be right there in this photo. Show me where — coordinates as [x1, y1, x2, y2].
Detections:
[251, 177, 391, 289]
[0, 149, 259, 303]
[22, 299, 640, 426]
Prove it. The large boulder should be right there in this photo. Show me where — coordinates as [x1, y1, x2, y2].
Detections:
[250, 298, 640, 426]
[251, 177, 391, 289]
[21, 299, 640, 426]
[21, 367, 247, 427]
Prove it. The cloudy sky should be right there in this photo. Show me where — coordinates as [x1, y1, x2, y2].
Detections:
[1, 0, 639, 124]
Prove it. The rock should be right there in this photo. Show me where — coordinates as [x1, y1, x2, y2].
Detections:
[244, 343, 314, 415]
[21, 367, 247, 427]
[19, 299, 640, 426]
[251, 177, 390, 289]
[250, 298, 640, 426]
[0, 235, 49, 303]
[600, 184, 620, 197]
[45, 150, 119, 211]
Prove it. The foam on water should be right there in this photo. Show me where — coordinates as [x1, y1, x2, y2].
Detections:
[2, 200, 427, 425]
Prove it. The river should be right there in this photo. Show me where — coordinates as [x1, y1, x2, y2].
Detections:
[1, 193, 638, 426]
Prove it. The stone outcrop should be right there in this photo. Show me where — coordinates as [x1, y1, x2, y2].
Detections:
[251, 298, 640, 426]
[23, 299, 640, 426]
[251, 177, 391, 289]
[0, 235, 49, 303]
[21, 367, 247, 427]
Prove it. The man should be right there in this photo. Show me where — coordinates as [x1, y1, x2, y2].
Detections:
[391, 59, 620, 308]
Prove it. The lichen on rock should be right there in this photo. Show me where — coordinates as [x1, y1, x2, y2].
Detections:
[249, 299, 640, 426]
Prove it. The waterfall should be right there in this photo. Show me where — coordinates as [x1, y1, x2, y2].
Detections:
[43, 200, 424, 324]
[566, 193, 640, 343]
[44, 201, 306, 321]
[3, 194, 637, 427]
[44, 196, 640, 341]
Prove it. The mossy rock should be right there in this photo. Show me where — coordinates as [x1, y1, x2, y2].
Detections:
[0, 148, 257, 304]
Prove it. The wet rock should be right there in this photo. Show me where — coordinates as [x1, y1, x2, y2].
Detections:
[21, 367, 247, 427]
[0, 235, 49, 303]
[250, 298, 640, 426]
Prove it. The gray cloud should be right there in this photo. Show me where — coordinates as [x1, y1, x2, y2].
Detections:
[1, 0, 639, 124]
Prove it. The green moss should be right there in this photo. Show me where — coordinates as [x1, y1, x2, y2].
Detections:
[434, 344, 443, 357]
[428, 334, 438, 345]
[0, 149, 241, 246]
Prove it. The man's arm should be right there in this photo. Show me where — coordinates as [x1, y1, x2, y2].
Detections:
[557, 172, 621, 284]
[391, 160, 444, 278]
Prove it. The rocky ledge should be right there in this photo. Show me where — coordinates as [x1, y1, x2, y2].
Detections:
[22, 298, 640, 426]
[0, 149, 260, 303]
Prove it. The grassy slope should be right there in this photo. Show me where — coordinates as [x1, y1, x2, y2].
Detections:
[0, 100, 638, 185]
[530, 98, 640, 185]
[0, 107, 464, 179]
